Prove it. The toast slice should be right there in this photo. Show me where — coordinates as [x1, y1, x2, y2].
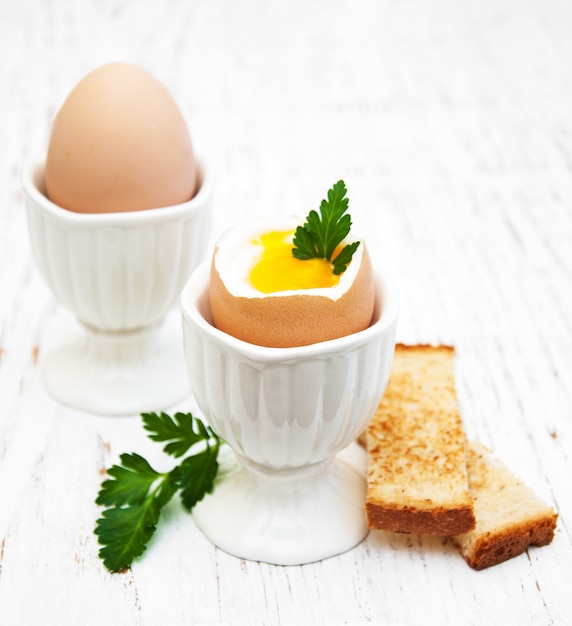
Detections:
[365, 344, 476, 535]
[453, 441, 558, 570]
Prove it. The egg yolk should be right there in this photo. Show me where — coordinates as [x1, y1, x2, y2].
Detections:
[249, 230, 340, 294]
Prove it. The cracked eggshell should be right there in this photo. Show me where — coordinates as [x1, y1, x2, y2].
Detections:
[209, 217, 376, 348]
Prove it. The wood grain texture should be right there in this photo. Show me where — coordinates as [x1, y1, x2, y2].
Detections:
[1, 0, 571, 624]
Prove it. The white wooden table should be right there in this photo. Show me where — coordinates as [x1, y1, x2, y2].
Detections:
[1, 1, 571, 624]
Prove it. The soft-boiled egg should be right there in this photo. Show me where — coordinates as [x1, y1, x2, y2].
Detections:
[45, 62, 198, 213]
[209, 217, 376, 348]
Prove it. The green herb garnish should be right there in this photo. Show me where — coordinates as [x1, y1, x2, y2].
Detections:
[95, 412, 222, 573]
[292, 180, 360, 275]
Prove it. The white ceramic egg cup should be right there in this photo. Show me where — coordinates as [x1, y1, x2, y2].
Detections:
[22, 159, 212, 416]
[181, 262, 399, 565]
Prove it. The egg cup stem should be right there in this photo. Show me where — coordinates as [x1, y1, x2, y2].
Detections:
[192, 447, 368, 565]
[40, 312, 189, 416]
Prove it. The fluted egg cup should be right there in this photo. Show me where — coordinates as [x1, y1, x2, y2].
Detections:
[22, 158, 212, 416]
[180, 261, 399, 565]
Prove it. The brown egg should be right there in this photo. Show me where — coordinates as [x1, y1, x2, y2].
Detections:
[45, 62, 198, 213]
[209, 217, 376, 348]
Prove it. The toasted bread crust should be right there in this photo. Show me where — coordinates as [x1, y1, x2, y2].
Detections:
[365, 344, 475, 535]
[365, 501, 476, 536]
[453, 442, 558, 570]
[457, 517, 557, 570]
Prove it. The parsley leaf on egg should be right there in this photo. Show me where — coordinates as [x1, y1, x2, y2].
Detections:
[292, 180, 360, 275]
[95, 412, 222, 573]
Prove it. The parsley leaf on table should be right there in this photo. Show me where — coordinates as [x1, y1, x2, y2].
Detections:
[179, 447, 221, 509]
[292, 180, 360, 275]
[96, 452, 162, 507]
[95, 412, 222, 573]
[141, 410, 211, 458]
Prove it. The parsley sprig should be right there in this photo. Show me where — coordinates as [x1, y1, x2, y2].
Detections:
[292, 180, 360, 275]
[95, 412, 222, 573]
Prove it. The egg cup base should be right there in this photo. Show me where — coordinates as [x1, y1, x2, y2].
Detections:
[40, 313, 189, 416]
[192, 447, 369, 565]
